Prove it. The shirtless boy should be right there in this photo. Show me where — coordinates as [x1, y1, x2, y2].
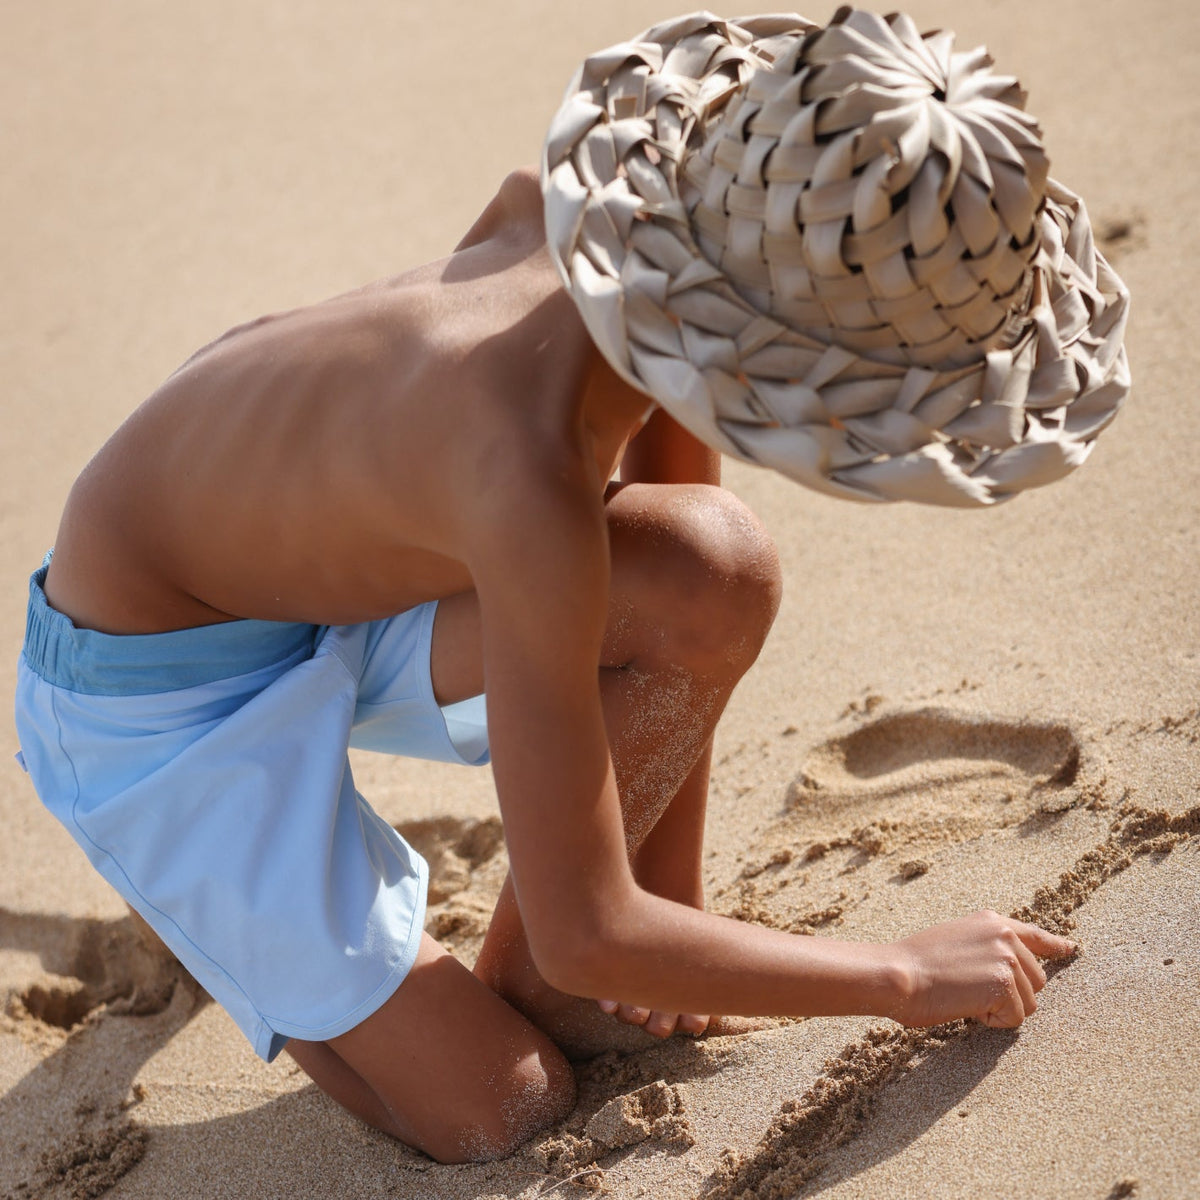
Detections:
[15, 11, 1127, 1166]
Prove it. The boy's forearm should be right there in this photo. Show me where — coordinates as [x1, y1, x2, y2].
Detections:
[548, 886, 907, 1022]
[541, 885, 1075, 1032]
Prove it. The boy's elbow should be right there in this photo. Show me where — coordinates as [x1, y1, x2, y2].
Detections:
[529, 929, 611, 998]
[526, 907, 631, 999]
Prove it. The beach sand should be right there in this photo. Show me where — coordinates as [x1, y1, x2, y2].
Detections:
[2, 1, 1198, 1196]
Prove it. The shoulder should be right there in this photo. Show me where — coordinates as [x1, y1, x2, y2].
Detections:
[453, 166, 546, 255]
[492, 166, 544, 223]
[461, 429, 609, 592]
[489, 167, 545, 241]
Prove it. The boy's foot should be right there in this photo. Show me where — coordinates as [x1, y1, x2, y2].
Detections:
[484, 962, 770, 1060]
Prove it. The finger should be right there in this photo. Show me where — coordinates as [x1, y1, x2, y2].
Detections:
[1010, 954, 1038, 1018]
[1011, 936, 1048, 993]
[643, 1011, 679, 1039]
[984, 978, 1026, 1029]
[1014, 921, 1078, 960]
[596, 1000, 619, 1016]
[676, 1013, 711, 1036]
[616, 1004, 651, 1027]
[984, 993, 1022, 1032]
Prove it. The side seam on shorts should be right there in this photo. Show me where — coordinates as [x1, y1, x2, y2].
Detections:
[42, 675, 286, 1057]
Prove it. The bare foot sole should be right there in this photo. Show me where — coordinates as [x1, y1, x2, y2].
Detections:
[476, 918, 779, 1059]
[542, 1006, 777, 1061]
[700, 1015, 776, 1039]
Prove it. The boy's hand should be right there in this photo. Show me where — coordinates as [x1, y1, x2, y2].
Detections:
[595, 1000, 711, 1038]
[888, 910, 1078, 1029]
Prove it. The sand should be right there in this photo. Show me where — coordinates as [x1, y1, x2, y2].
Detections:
[2, 0, 1198, 1196]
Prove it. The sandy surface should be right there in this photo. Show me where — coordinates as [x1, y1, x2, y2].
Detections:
[2, 1, 1198, 1197]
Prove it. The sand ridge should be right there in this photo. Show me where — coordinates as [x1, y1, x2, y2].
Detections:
[1, 703, 1197, 1197]
[704, 797, 1200, 1199]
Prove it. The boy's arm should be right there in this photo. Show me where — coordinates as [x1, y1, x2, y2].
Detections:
[453, 167, 543, 254]
[467, 459, 1073, 1031]
[620, 406, 721, 486]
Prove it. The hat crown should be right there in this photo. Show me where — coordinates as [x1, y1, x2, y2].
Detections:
[680, 9, 1050, 368]
[542, 9, 1130, 507]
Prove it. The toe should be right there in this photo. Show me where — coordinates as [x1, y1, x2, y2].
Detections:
[643, 1011, 679, 1039]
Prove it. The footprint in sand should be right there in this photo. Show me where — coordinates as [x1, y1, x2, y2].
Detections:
[0, 909, 196, 1200]
[392, 814, 505, 903]
[719, 708, 1091, 930]
[2, 909, 185, 1045]
[5, 816, 508, 1040]
[792, 707, 1081, 819]
[392, 815, 507, 952]
[1093, 210, 1147, 263]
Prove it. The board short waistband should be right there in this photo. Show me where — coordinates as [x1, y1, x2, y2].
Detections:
[21, 557, 319, 696]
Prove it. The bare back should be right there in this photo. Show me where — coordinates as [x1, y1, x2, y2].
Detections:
[45, 175, 614, 635]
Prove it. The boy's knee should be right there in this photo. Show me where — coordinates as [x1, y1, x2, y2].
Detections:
[423, 1044, 576, 1164]
[612, 483, 782, 676]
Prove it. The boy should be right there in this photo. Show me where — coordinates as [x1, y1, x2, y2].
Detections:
[15, 10, 1125, 1165]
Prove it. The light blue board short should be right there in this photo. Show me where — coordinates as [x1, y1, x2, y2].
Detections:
[13, 560, 489, 1062]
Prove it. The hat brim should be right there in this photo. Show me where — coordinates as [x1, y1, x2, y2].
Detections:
[542, 11, 1130, 507]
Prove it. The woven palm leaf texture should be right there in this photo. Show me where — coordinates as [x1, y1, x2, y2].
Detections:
[542, 8, 1130, 506]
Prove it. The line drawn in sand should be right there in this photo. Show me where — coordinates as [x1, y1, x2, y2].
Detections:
[705, 800, 1200, 1199]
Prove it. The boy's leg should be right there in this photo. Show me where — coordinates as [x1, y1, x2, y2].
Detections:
[286, 482, 779, 1144]
[286, 932, 575, 1163]
[441, 483, 782, 1054]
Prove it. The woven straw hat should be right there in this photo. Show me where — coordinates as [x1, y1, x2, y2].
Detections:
[542, 8, 1130, 506]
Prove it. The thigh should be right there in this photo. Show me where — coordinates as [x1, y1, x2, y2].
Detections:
[294, 933, 575, 1163]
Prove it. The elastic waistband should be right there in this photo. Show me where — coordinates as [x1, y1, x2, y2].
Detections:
[21, 561, 319, 696]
